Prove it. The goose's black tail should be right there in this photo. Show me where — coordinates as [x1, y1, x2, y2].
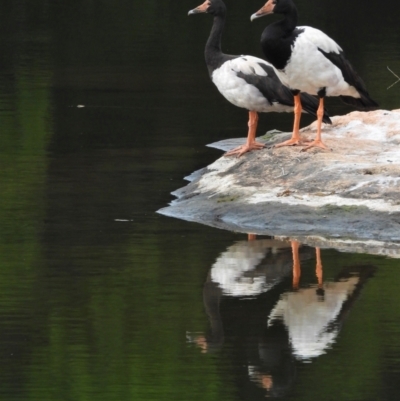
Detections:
[340, 94, 379, 110]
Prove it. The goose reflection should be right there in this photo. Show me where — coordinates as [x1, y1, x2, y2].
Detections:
[248, 240, 376, 397]
[189, 236, 376, 398]
[210, 235, 300, 297]
[190, 235, 313, 352]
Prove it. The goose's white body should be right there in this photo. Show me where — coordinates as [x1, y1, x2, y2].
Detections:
[278, 26, 360, 98]
[211, 56, 293, 112]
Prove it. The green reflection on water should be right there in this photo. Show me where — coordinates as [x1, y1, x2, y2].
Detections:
[0, 7, 52, 401]
[0, 1, 399, 400]
[0, 11, 50, 290]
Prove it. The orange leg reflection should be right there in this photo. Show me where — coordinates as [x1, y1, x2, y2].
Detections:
[315, 247, 323, 289]
[291, 241, 323, 290]
[291, 240, 301, 290]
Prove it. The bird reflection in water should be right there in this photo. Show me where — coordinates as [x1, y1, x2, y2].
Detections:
[267, 241, 370, 361]
[189, 234, 305, 353]
[188, 236, 376, 397]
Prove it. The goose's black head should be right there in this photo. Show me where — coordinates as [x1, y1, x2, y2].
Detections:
[188, 0, 227, 18]
[250, 0, 296, 21]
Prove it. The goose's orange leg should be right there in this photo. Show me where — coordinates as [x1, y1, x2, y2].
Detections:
[225, 111, 265, 157]
[275, 94, 306, 147]
[302, 97, 329, 151]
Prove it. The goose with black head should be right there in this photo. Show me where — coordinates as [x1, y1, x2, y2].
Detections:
[188, 0, 331, 157]
[251, 0, 378, 150]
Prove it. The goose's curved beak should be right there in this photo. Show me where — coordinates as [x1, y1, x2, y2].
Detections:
[188, 0, 209, 16]
[251, 0, 275, 21]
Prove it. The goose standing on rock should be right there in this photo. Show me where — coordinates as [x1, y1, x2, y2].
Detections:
[188, 0, 331, 157]
[251, 0, 378, 150]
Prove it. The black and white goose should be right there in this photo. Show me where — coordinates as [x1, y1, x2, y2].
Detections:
[251, 0, 378, 150]
[188, 0, 331, 157]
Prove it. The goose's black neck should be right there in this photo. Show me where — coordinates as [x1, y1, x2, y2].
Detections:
[260, 5, 299, 70]
[278, 4, 298, 34]
[205, 14, 226, 75]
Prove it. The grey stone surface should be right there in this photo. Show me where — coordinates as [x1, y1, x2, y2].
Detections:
[158, 110, 400, 255]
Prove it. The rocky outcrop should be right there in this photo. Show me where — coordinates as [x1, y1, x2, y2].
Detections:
[158, 110, 400, 253]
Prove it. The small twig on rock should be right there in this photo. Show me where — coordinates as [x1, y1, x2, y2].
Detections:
[387, 66, 400, 89]
[274, 167, 287, 179]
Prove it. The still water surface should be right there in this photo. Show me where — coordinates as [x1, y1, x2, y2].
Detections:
[1, 0, 400, 400]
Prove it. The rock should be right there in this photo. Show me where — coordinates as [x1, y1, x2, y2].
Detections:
[158, 110, 400, 253]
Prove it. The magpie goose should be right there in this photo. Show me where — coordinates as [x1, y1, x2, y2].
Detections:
[188, 0, 331, 156]
[251, 0, 378, 150]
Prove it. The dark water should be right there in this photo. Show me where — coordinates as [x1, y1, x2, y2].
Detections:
[1, 0, 400, 400]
